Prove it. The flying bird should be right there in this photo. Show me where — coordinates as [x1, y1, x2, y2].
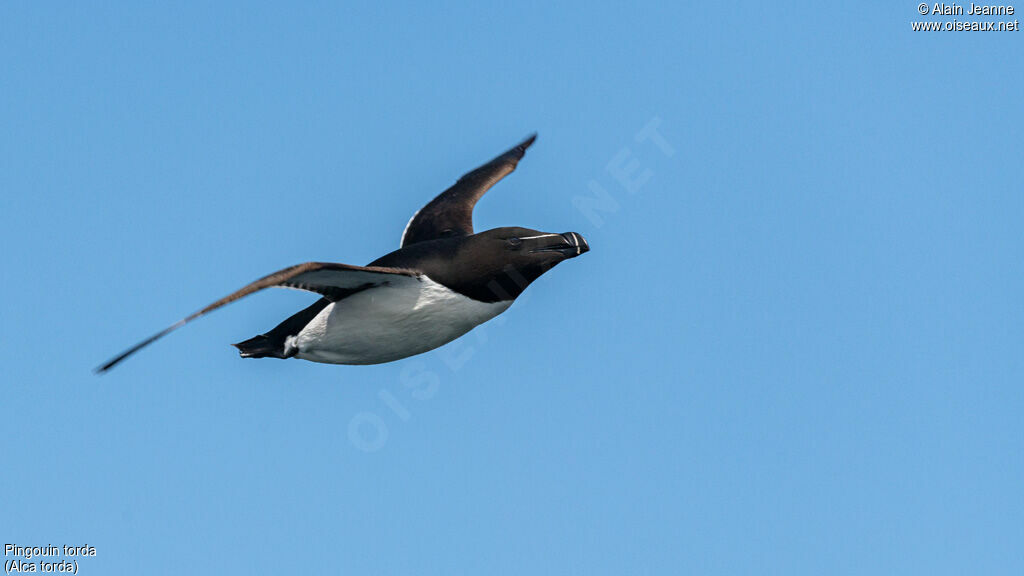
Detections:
[97, 134, 589, 372]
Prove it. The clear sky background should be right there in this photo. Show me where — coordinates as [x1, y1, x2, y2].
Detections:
[2, 2, 1022, 574]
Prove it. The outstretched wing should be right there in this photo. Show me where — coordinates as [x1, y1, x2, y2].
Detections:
[400, 133, 537, 247]
[95, 262, 420, 373]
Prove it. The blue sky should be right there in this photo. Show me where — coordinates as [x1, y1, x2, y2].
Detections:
[2, 2, 1022, 574]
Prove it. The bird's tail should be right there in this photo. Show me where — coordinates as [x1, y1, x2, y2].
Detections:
[232, 334, 291, 359]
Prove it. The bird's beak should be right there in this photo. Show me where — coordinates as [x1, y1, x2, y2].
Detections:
[528, 232, 590, 258]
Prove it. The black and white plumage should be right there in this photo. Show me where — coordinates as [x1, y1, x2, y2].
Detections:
[97, 134, 589, 372]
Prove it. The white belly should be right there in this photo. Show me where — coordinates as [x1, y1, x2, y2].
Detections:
[288, 275, 511, 365]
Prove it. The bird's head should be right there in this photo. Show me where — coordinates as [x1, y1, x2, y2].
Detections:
[440, 226, 590, 302]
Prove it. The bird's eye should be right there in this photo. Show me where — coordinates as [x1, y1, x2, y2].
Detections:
[439, 229, 457, 237]
[507, 237, 523, 249]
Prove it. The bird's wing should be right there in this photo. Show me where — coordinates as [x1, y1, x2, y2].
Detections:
[96, 262, 420, 373]
[400, 133, 537, 247]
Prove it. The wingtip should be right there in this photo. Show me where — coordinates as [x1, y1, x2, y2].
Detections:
[93, 353, 125, 374]
[521, 132, 538, 149]
[93, 361, 114, 375]
[92, 321, 183, 375]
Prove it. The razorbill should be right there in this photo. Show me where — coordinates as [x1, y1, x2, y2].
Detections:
[97, 134, 589, 372]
